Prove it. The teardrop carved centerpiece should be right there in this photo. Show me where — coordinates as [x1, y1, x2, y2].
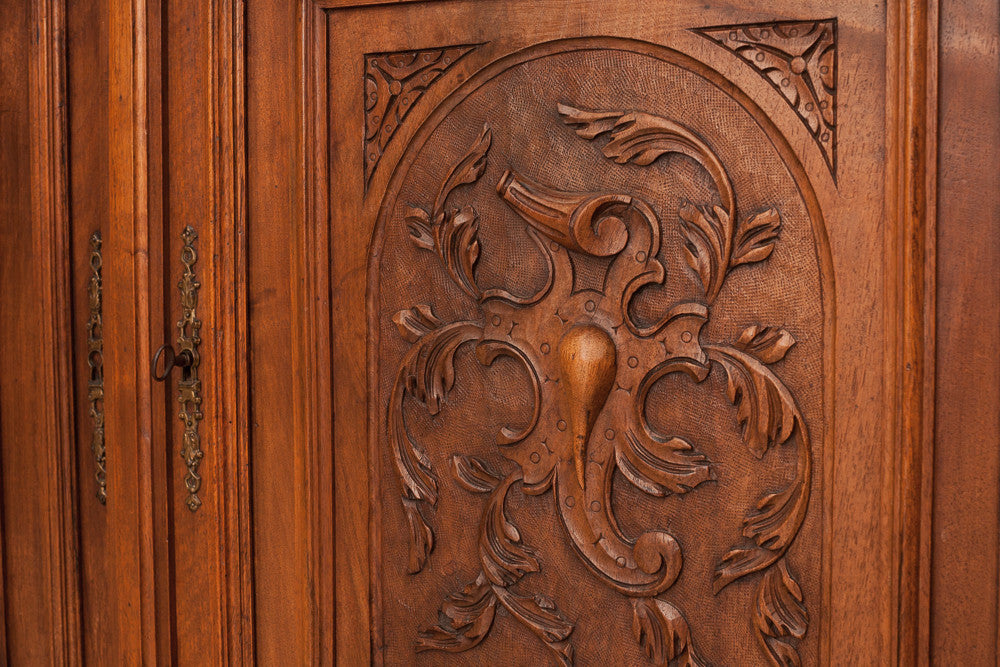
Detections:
[558, 325, 617, 490]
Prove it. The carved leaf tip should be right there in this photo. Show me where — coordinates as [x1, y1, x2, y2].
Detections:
[755, 559, 808, 666]
[402, 497, 435, 574]
[713, 546, 771, 594]
[733, 208, 781, 267]
[756, 560, 807, 638]
[417, 573, 497, 653]
[743, 481, 807, 549]
[616, 429, 715, 497]
[557, 103, 621, 139]
[404, 205, 434, 250]
[736, 325, 796, 364]
[393, 304, 442, 342]
[451, 454, 503, 493]
[632, 598, 703, 667]
[434, 125, 492, 216]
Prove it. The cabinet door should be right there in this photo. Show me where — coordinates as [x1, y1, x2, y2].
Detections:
[245, 1, 932, 664]
[63, 0, 254, 662]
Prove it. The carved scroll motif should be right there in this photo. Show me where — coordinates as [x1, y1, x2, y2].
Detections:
[693, 19, 837, 178]
[364, 44, 481, 190]
[385, 106, 813, 665]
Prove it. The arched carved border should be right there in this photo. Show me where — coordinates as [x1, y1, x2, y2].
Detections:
[366, 36, 837, 664]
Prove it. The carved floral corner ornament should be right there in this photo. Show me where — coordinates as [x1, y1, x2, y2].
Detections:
[365, 44, 481, 190]
[693, 19, 837, 180]
[386, 106, 812, 665]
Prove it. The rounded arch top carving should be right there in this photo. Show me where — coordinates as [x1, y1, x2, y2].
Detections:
[369, 38, 833, 666]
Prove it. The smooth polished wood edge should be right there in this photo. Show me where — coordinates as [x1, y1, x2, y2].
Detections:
[300, 3, 337, 662]
[28, 0, 83, 662]
[886, 0, 938, 663]
[107, 0, 158, 659]
[210, 0, 256, 661]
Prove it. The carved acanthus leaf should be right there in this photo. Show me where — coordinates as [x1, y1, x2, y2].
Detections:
[479, 473, 539, 588]
[421, 470, 576, 663]
[707, 344, 811, 592]
[451, 454, 503, 494]
[390, 311, 484, 573]
[632, 598, 704, 667]
[407, 126, 492, 300]
[494, 585, 575, 665]
[402, 498, 435, 575]
[399, 317, 483, 416]
[710, 345, 797, 458]
[678, 203, 732, 303]
[679, 204, 782, 303]
[714, 477, 807, 592]
[417, 573, 497, 654]
[558, 104, 734, 211]
[616, 429, 715, 497]
[733, 208, 781, 267]
[755, 559, 808, 666]
[736, 325, 796, 364]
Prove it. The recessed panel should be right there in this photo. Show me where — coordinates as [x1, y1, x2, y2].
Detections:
[369, 38, 828, 665]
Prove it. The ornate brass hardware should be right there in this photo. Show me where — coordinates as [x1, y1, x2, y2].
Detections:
[87, 231, 106, 504]
[152, 226, 204, 511]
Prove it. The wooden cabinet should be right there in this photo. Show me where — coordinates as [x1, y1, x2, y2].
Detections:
[0, 0, 998, 664]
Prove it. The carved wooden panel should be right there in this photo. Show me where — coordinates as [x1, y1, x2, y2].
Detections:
[370, 39, 828, 666]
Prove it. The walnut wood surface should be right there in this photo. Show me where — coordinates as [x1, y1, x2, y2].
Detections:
[0, 0, 998, 664]
[0, 0, 81, 662]
[368, 34, 826, 666]
[931, 0, 1000, 660]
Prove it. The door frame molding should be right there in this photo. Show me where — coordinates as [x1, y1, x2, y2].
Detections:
[27, 0, 83, 661]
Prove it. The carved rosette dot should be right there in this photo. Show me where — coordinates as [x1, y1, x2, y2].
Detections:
[693, 19, 837, 178]
[384, 97, 815, 666]
[364, 44, 480, 190]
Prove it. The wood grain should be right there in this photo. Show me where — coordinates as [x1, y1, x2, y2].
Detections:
[209, 0, 256, 660]
[931, 0, 1000, 662]
[0, 0, 997, 663]
[106, 0, 159, 660]
[886, 0, 938, 663]
[0, 0, 82, 661]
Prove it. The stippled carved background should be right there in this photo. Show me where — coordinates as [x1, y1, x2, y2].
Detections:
[370, 41, 827, 666]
